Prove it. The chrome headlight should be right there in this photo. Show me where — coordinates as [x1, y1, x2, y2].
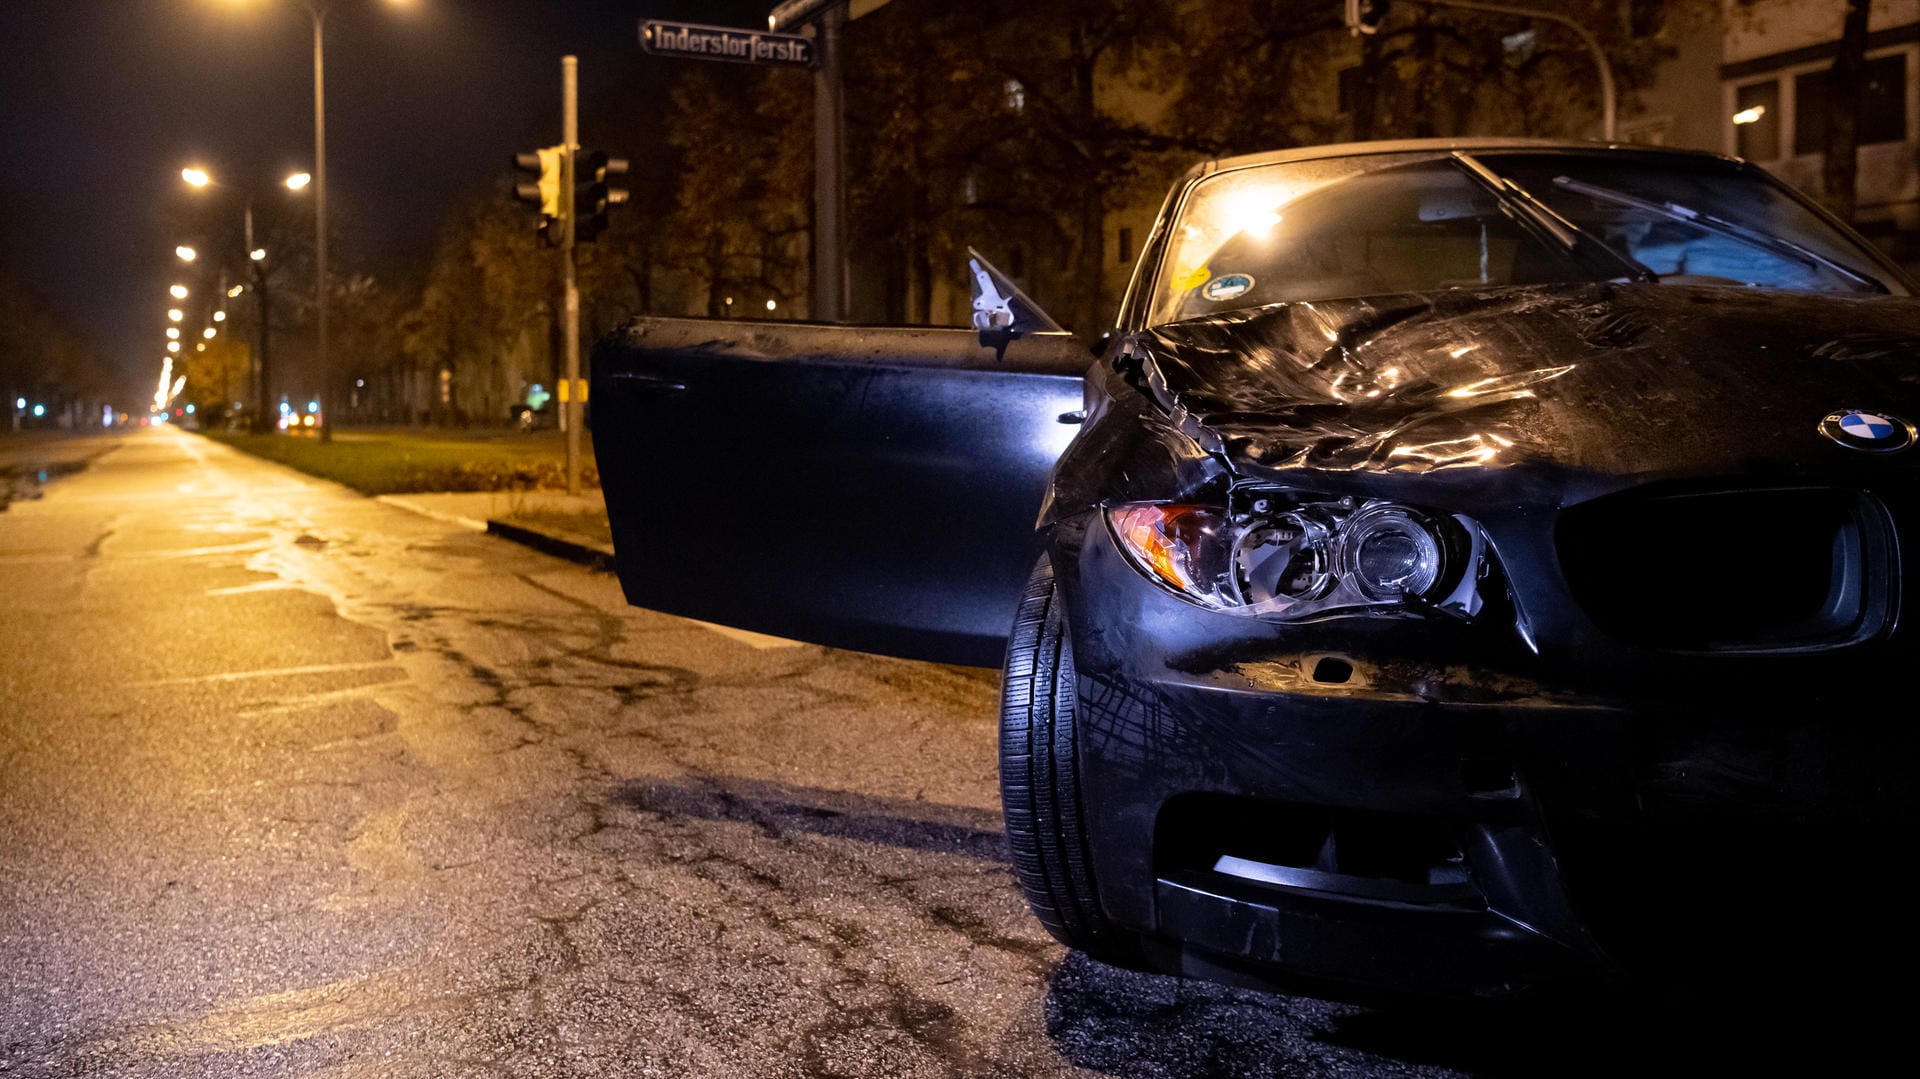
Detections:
[1107, 492, 1485, 622]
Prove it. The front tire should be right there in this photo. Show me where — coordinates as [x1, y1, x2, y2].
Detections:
[1000, 556, 1139, 963]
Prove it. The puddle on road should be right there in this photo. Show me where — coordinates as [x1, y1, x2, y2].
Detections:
[0, 459, 92, 511]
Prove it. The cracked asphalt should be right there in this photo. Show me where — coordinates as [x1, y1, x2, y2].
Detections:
[0, 428, 1893, 1077]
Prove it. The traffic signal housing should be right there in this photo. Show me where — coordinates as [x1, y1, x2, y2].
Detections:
[574, 149, 630, 244]
[513, 146, 564, 245]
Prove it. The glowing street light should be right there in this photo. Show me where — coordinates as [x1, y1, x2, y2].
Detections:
[285, 172, 312, 191]
[214, 310, 227, 322]
[167, 308, 184, 322]
[182, 167, 211, 187]
[169, 284, 189, 299]
[166, 327, 181, 340]
[1732, 105, 1767, 125]
[228, 284, 245, 298]
[203, 326, 217, 339]
[175, 245, 198, 262]
[210, 0, 414, 442]
[250, 248, 267, 262]
[167, 341, 182, 353]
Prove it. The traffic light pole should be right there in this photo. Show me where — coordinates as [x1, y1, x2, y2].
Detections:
[812, 3, 847, 322]
[561, 55, 583, 497]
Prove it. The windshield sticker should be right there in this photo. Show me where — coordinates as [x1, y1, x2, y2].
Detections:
[1202, 273, 1254, 302]
[1171, 265, 1211, 293]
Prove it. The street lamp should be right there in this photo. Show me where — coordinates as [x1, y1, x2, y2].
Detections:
[181, 165, 310, 432]
[167, 327, 181, 340]
[170, 284, 190, 299]
[176, 245, 198, 262]
[214, 0, 415, 441]
[167, 308, 184, 322]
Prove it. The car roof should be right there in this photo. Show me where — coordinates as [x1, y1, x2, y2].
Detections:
[1185, 137, 1745, 180]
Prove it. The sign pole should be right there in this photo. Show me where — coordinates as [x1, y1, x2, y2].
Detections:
[562, 55, 582, 496]
[812, 3, 847, 323]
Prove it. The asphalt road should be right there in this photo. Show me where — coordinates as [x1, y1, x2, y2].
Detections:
[0, 429, 1893, 1077]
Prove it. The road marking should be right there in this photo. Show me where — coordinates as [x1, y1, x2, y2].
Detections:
[131, 660, 403, 687]
[204, 580, 301, 597]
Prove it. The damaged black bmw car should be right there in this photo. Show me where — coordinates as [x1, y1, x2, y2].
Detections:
[591, 138, 1920, 998]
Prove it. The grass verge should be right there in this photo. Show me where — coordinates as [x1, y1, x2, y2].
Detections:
[199, 428, 600, 495]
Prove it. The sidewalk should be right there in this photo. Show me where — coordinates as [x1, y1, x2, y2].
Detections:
[380, 487, 801, 650]
[378, 488, 615, 570]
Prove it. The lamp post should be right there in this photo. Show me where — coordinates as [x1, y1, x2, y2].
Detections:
[308, 0, 332, 440]
[213, 1, 411, 439]
[1359, 0, 1617, 140]
[181, 166, 311, 431]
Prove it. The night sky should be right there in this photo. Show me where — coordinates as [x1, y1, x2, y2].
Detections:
[0, 0, 769, 397]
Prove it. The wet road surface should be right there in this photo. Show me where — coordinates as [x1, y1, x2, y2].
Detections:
[0, 429, 1895, 1076]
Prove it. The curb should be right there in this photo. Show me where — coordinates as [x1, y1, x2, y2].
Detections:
[485, 518, 617, 572]
[374, 494, 487, 531]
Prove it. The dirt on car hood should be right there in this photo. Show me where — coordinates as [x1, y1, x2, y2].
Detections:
[1138, 282, 1920, 480]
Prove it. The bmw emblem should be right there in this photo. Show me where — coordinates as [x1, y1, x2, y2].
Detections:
[1819, 409, 1916, 453]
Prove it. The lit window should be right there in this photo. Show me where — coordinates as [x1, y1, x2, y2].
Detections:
[1735, 80, 1781, 160]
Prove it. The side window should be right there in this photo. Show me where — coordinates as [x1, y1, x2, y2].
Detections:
[1794, 53, 1909, 155]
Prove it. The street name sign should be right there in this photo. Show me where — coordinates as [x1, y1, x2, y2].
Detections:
[639, 20, 814, 67]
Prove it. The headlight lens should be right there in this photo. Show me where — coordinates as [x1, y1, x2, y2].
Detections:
[1107, 494, 1483, 622]
[1342, 505, 1444, 600]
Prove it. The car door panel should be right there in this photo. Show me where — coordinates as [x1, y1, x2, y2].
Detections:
[590, 317, 1090, 667]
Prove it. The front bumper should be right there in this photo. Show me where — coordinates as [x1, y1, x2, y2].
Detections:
[1054, 514, 1918, 998]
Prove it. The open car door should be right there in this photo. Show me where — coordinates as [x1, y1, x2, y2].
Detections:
[589, 297, 1089, 667]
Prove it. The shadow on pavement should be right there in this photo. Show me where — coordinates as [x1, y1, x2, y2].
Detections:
[1042, 946, 1905, 1077]
[613, 775, 1009, 863]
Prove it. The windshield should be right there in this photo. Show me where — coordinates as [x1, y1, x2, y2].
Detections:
[1149, 150, 1904, 325]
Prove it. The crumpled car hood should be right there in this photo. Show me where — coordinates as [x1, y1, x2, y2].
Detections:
[1139, 283, 1920, 478]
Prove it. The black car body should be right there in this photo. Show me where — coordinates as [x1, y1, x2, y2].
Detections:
[591, 139, 1920, 998]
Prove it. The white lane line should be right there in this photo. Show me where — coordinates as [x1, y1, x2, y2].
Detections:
[204, 580, 302, 597]
[131, 660, 403, 687]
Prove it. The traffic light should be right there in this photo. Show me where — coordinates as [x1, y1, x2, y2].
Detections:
[573, 149, 631, 244]
[513, 146, 564, 244]
[1344, 0, 1390, 35]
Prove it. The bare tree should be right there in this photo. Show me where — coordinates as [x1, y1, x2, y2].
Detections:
[1823, 0, 1873, 222]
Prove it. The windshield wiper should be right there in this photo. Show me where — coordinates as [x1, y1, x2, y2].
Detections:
[1551, 175, 1886, 292]
[1451, 152, 1658, 284]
